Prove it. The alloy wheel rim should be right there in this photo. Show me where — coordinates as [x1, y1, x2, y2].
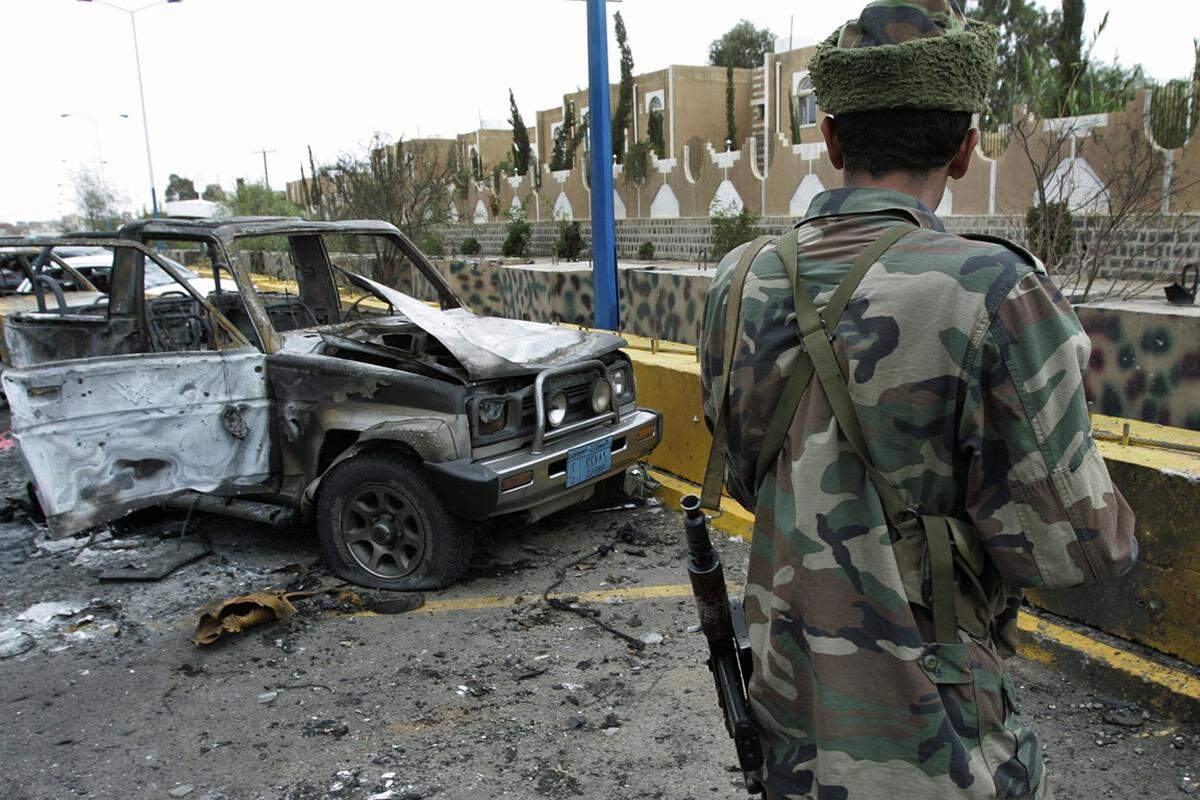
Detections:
[340, 484, 426, 579]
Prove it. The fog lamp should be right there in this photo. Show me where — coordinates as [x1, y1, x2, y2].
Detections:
[546, 391, 568, 427]
[589, 379, 612, 415]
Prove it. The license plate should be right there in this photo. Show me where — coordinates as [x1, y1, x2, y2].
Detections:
[566, 436, 613, 487]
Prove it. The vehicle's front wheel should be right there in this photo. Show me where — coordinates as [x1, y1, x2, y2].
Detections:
[317, 451, 473, 591]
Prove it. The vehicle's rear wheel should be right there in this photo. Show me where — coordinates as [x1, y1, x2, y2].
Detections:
[316, 451, 473, 591]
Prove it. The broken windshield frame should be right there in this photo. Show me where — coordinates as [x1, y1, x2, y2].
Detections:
[224, 225, 464, 353]
[71, 238, 252, 349]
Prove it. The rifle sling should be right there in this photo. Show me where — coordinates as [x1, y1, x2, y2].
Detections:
[702, 221, 961, 644]
[699, 236, 776, 511]
[789, 224, 960, 644]
[755, 224, 913, 491]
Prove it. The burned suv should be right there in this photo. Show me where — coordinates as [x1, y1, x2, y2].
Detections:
[1, 218, 661, 589]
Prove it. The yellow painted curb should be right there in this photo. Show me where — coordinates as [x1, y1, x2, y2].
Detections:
[345, 577, 1200, 720]
[1016, 614, 1200, 703]
[650, 468, 1200, 720]
[651, 468, 755, 542]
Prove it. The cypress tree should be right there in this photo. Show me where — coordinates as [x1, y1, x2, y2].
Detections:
[612, 12, 635, 163]
[508, 89, 531, 176]
[725, 62, 738, 151]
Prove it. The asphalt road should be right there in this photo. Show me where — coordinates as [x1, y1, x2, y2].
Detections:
[0, 431, 1194, 799]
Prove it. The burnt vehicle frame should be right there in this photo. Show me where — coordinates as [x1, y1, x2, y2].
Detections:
[2, 218, 662, 589]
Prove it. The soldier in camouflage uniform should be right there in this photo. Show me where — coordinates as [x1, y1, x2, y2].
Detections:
[699, 2, 1138, 798]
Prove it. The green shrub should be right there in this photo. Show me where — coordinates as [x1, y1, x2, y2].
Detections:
[501, 220, 532, 258]
[624, 141, 653, 186]
[555, 221, 584, 261]
[712, 208, 759, 260]
[638, 241, 656, 261]
[1026, 203, 1075, 269]
[459, 237, 481, 256]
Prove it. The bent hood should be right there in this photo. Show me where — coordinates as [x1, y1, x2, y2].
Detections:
[341, 271, 626, 380]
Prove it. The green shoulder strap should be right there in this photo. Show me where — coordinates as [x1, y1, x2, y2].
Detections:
[699, 235, 777, 511]
[790, 225, 959, 644]
[790, 224, 914, 520]
[754, 224, 914, 489]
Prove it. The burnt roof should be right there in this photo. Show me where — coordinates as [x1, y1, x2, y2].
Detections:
[118, 217, 402, 241]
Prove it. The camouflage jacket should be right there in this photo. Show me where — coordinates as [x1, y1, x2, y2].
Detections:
[700, 188, 1137, 799]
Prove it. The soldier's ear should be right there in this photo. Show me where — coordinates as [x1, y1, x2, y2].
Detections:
[947, 128, 980, 180]
[821, 117, 845, 170]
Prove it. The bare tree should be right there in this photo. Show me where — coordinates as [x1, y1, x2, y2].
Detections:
[1012, 107, 1199, 302]
[72, 167, 125, 231]
[322, 134, 462, 289]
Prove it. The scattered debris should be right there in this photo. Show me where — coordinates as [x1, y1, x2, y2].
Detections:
[0, 628, 35, 659]
[513, 666, 548, 681]
[0, 492, 40, 523]
[98, 538, 211, 582]
[541, 543, 646, 652]
[587, 502, 637, 514]
[17, 600, 83, 625]
[192, 591, 306, 646]
[455, 682, 492, 698]
[1103, 710, 1146, 729]
[256, 690, 278, 704]
[168, 784, 195, 798]
[640, 632, 664, 646]
[362, 594, 425, 615]
[302, 719, 350, 738]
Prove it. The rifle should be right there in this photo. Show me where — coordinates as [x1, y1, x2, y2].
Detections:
[682, 494, 764, 795]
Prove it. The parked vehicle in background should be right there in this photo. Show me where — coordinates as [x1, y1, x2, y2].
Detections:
[1, 218, 662, 590]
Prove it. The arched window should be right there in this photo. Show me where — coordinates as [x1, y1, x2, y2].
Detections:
[793, 74, 818, 127]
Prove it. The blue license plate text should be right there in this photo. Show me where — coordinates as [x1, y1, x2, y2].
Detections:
[566, 437, 613, 487]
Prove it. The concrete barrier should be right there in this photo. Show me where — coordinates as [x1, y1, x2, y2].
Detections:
[626, 335, 1200, 675]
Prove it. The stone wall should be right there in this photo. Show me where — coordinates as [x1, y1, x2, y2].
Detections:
[439, 213, 1200, 281]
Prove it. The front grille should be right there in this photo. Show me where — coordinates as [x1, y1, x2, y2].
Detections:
[521, 369, 602, 428]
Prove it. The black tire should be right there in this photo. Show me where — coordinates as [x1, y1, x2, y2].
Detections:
[316, 451, 474, 591]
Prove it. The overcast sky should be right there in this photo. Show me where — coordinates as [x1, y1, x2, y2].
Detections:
[2, 0, 1197, 223]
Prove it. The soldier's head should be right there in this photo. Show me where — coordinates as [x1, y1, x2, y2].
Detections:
[809, 0, 998, 198]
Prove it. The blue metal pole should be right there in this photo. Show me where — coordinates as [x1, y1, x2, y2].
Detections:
[585, 0, 619, 331]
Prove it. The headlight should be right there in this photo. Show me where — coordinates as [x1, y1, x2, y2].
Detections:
[546, 391, 568, 427]
[609, 366, 632, 401]
[476, 397, 508, 435]
[590, 379, 611, 414]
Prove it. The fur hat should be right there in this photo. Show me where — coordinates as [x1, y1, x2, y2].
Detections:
[808, 0, 999, 115]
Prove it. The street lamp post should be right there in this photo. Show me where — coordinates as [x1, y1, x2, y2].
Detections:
[78, 0, 182, 216]
[566, 0, 621, 331]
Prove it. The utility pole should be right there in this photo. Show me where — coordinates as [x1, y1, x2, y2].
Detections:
[252, 147, 277, 188]
[78, 0, 183, 216]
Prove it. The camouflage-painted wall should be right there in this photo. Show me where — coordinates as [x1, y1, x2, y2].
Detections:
[226, 249, 1200, 431]
[1078, 301, 1200, 431]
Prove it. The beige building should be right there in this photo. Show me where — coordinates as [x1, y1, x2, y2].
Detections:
[288, 41, 1199, 223]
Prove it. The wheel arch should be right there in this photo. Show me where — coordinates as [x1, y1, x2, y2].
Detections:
[304, 417, 463, 507]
